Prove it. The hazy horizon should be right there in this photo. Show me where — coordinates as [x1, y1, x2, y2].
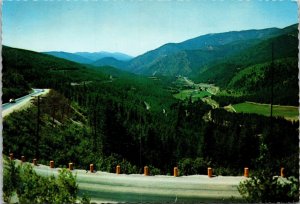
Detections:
[3, 1, 298, 57]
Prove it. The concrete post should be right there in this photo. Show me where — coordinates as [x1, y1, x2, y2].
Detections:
[144, 166, 149, 176]
[69, 163, 73, 170]
[33, 158, 37, 165]
[208, 167, 212, 178]
[116, 165, 121, 174]
[50, 160, 54, 168]
[90, 164, 94, 173]
[244, 167, 249, 177]
[280, 167, 285, 177]
[174, 167, 178, 177]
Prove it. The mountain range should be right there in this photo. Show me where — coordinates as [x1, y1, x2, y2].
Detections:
[43, 24, 297, 82]
[43, 51, 133, 64]
[2, 23, 298, 106]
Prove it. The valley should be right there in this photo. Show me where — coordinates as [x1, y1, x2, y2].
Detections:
[172, 76, 219, 103]
[171, 76, 298, 121]
[2, 23, 299, 203]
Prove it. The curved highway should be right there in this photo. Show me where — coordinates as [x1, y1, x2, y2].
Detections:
[2, 89, 49, 118]
[30, 161, 244, 203]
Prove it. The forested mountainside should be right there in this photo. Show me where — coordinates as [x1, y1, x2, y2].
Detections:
[123, 26, 284, 75]
[3, 45, 298, 179]
[196, 25, 298, 86]
[41, 24, 297, 80]
[198, 25, 298, 106]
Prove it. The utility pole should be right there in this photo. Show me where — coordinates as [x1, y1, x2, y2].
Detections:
[36, 95, 40, 159]
[270, 43, 274, 118]
[139, 106, 142, 174]
[270, 43, 274, 138]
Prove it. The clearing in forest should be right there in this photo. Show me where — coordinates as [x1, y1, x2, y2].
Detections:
[232, 102, 299, 121]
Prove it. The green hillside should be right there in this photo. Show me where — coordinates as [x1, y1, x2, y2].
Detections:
[195, 25, 298, 106]
[125, 26, 282, 75]
[2, 46, 108, 102]
[196, 31, 298, 86]
[227, 58, 298, 105]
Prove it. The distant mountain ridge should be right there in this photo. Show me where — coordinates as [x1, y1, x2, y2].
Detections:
[43, 24, 297, 79]
[43, 51, 93, 64]
[75, 51, 133, 61]
[123, 26, 292, 76]
[196, 24, 298, 86]
[43, 51, 133, 65]
[92, 57, 129, 68]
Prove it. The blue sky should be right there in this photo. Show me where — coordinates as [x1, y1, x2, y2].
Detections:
[3, 0, 298, 56]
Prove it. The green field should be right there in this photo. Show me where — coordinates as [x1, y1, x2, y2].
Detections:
[232, 102, 299, 121]
[174, 90, 212, 101]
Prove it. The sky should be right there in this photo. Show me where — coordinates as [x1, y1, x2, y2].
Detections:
[2, 0, 298, 57]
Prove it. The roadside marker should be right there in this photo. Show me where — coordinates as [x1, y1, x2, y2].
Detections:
[116, 165, 121, 174]
[280, 167, 285, 177]
[9, 153, 14, 160]
[69, 163, 74, 170]
[90, 164, 94, 173]
[208, 167, 212, 178]
[144, 166, 149, 176]
[174, 167, 178, 177]
[21, 156, 25, 163]
[50, 160, 54, 168]
[244, 167, 249, 177]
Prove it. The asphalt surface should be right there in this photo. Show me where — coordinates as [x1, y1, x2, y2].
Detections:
[2, 89, 49, 118]
[31, 162, 245, 203]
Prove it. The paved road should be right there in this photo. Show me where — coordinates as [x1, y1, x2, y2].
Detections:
[29, 162, 244, 203]
[2, 89, 49, 118]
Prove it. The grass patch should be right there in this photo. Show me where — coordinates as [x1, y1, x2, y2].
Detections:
[232, 102, 299, 121]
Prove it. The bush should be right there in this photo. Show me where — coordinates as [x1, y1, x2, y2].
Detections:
[214, 167, 233, 176]
[17, 165, 78, 203]
[238, 175, 299, 203]
[96, 154, 139, 174]
[148, 165, 161, 175]
[3, 159, 20, 203]
[178, 157, 211, 176]
[3, 160, 86, 203]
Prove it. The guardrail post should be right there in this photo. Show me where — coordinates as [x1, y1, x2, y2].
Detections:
[50, 160, 54, 168]
[208, 167, 212, 178]
[33, 158, 37, 165]
[90, 164, 94, 173]
[144, 166, 149, 176]
[21, 156, 25, 163]
[116, 165, 121, 174]
[244, 167, 249, 177]
[69, 163, 73, 170]
[9, 153, 14, 160]
[280, 167, 285, 177]
[174, 167, 178, 177]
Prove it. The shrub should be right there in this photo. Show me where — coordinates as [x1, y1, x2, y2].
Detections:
[148, 165, 161, 175]
[3, 160, 85, 203]
[3, 159, 20, 203]
[214, 167, 233, 176]
[238, 175, 299, 203]
[178, 157, 211, 176]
